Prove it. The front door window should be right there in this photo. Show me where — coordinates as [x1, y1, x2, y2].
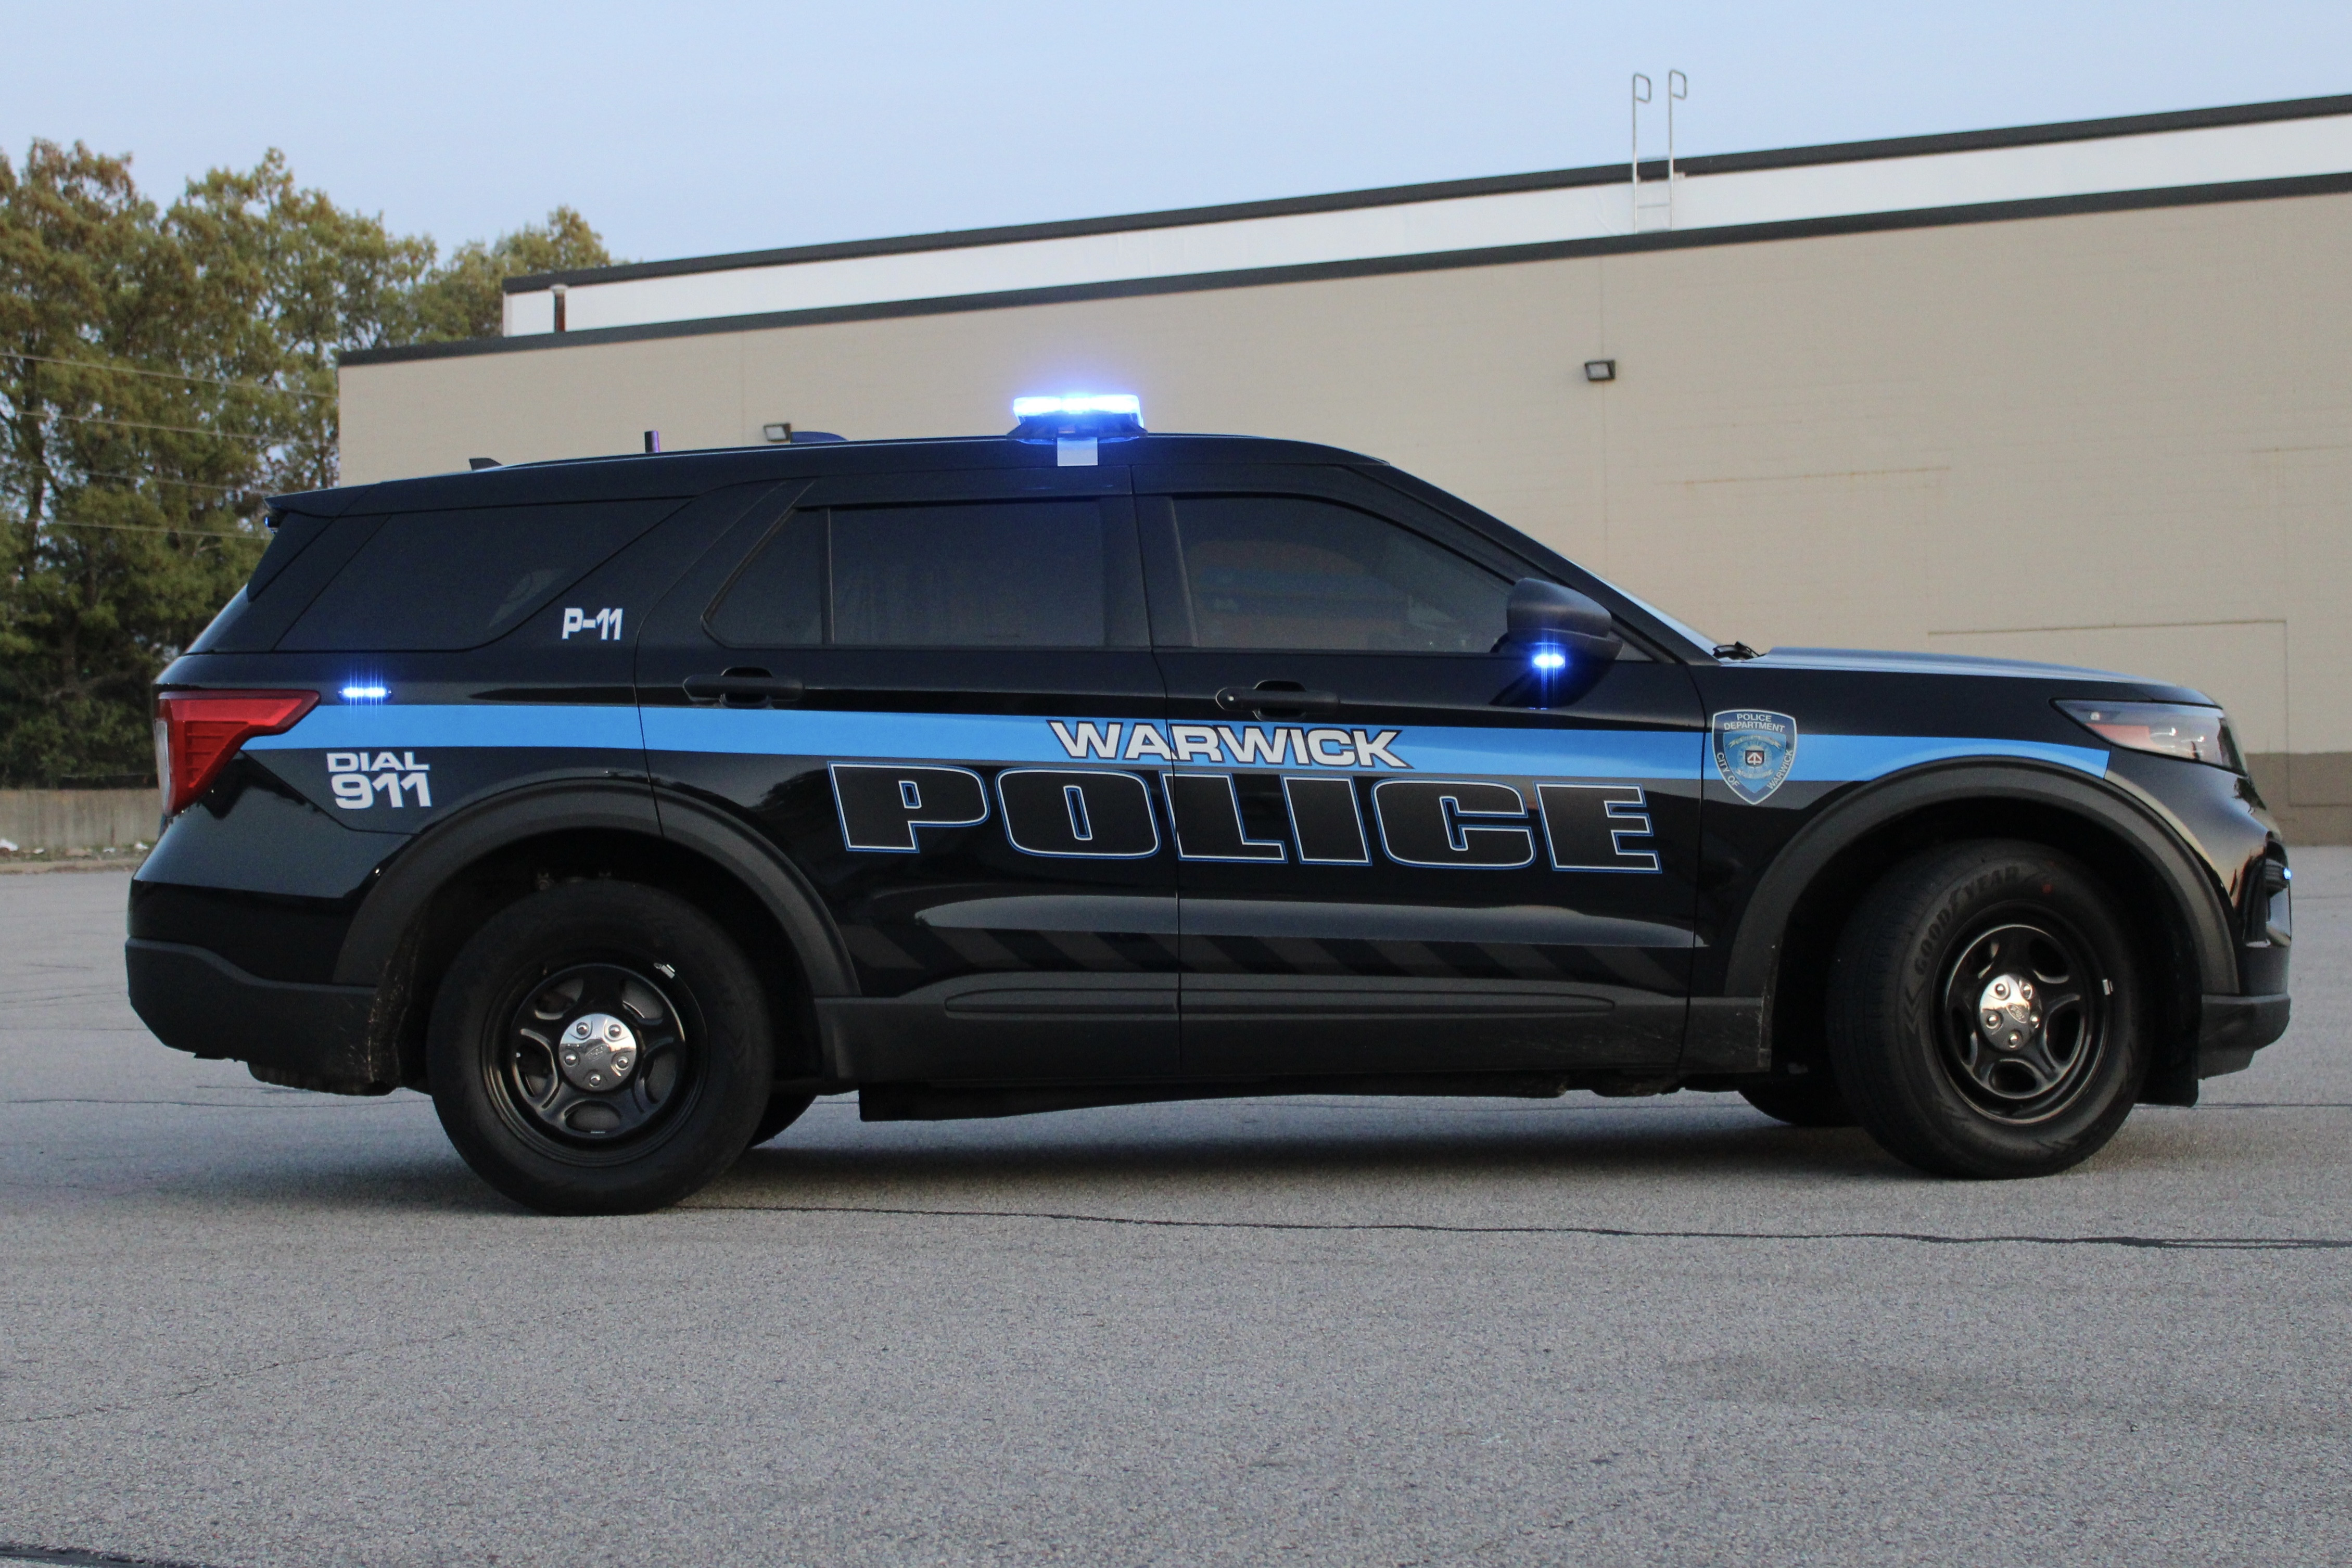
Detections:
[1142, 476, 1705, 1078]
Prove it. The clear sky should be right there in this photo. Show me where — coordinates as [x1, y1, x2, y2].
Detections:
[4, 1, 2346, 266]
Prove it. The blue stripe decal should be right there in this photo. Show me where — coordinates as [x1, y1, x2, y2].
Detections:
[1792, 735, 2107, 781]
[649, 708, 1118, 765]
[244, 704, 2107, 783]
[642, 708, 1705, 777]
[246, 704, 645, 752]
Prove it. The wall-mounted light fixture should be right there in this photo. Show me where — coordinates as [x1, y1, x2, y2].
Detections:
[762, 423, 793, 443]
[1584, 360, 1617, 382]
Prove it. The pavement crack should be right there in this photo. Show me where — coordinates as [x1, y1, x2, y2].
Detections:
[0, 1098, 413, 1111]
[691, 1201, 2352, 1251]
[0, 1546, 230, 1568]
[2, 1331, 465, 1427]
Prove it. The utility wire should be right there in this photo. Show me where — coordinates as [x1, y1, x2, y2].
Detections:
[0, 350, 334, 400]
[8, 515, 265, 540]
[0, 459, 262, 495]
[42, 411, 327, 447]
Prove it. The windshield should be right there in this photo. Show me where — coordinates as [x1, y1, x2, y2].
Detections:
[1605, 581, 1717, 656]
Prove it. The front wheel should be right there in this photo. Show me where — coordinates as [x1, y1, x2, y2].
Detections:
[1827, 840, 2147, 1179]
[428, 882, 773, 1214]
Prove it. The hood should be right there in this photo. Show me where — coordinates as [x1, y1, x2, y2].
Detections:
[1756, 646, 2135, 680]
[1750, 646, 2215, 702]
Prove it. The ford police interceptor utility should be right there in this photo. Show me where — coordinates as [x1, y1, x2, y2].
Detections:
[128, 395, 2293, 1214]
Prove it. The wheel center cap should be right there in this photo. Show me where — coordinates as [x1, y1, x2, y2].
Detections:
[1976, 974, 2039, 1051]
[559, 1012, 639, 1090]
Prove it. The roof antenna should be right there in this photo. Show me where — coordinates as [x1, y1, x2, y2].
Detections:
[643, 430, 662, 453]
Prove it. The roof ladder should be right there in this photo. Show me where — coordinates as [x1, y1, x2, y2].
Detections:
[1630, 70, 1688, 233]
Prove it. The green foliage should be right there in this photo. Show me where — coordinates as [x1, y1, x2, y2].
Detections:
[0, 142, 611, 784]
[412, 207, 613, 341]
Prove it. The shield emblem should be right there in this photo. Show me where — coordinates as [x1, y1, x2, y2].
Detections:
[1711, 709, 1798, 804]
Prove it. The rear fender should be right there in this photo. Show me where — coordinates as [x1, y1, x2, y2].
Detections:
[332, 780, 854, 996]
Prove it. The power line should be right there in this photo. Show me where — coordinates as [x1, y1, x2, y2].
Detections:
[0, 458, 263, 495]
[9, 514, 266, 540]
[44, 411, 328, 447]
[0, 350, 333, 400]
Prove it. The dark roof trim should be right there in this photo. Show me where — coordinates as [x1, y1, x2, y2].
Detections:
[345, 169, 2352, 368]
[501, 93, 2352, 294]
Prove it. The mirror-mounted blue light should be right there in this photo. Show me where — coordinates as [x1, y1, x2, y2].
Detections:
[1010, 392, 1145, 441]
[1530, 648, 1568, 672]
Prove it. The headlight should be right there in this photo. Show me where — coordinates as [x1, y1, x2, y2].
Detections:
[2055, 699, 2241, 770]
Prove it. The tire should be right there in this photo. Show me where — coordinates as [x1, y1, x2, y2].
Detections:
[1738, 1072, 1855, 1128]
[746, 1091, 817, 1150]
[1827, 839, 2147, 1179]
[428, 881, 773, 1214]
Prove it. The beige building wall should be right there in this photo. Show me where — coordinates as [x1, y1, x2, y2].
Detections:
[339, 191, 2352, 840]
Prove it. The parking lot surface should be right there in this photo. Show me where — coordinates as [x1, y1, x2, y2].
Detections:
[1, 857, 2346, 1567]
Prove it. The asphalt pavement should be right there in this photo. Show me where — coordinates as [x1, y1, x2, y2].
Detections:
[1, 856, 2346, 1567]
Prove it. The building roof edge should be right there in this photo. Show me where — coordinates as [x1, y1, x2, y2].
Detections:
[500, 93, 2352, 295]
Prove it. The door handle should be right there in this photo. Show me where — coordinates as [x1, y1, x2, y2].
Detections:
[1215, 683, 1340, 719]
[682, 669, 805, 708]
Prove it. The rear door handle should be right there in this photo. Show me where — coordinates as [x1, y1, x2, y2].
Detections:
[1215, 684, 1340, 718]
[682, 670, 805, 707]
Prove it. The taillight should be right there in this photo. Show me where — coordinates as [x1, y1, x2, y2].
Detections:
[155, 691, 319, 818]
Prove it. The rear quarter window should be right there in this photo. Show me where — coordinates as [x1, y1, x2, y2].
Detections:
[277, 499, 682, 652]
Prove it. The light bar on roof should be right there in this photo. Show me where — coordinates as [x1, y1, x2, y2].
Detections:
[1011, 393, 1140, 420]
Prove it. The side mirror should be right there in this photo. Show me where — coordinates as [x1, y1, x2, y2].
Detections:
[1497, 577, 1621, 705]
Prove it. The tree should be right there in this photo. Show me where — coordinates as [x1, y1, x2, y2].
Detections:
[0, 142, 611, 785]
[411, 207, 614, 342]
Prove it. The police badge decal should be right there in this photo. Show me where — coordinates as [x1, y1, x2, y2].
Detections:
[1711, 710, 1798, 804]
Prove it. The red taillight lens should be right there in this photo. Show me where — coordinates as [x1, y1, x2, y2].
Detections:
[155, 691, 319, 818]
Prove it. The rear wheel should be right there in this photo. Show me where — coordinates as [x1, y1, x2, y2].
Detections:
[1827, 840, 2146, 1178]
[428, 882, 772, 1214]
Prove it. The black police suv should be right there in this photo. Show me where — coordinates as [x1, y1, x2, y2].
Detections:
[128, 399, 2293, 1214]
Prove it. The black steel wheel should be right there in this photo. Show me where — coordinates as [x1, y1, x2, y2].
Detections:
[1827, 840, 2146, 1179]
[1936, 922, 2106, 1122]
[429, 882, 772, 1214]
[496, 962, 696, 1148]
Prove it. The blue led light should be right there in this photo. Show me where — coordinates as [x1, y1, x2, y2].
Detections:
[1012, 393, 1140, 420]
[1530, 648, 1568, 672]
[341, 685, 389, 702]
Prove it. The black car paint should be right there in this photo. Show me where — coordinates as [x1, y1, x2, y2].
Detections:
[127, 432, 2291, 1107]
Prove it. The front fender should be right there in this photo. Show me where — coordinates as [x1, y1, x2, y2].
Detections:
[1721, 760, 2239, 1002]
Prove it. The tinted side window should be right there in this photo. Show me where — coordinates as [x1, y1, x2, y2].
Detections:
[709, 499, 1144, 648]
[707, 512, 825, 645]
[1173, 495, 1507, 652]
[278, 499, 680, 652]
[245, 512, 332, 601]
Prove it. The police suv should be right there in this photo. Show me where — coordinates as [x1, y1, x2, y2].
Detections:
[129, 396, 2293, 1214]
